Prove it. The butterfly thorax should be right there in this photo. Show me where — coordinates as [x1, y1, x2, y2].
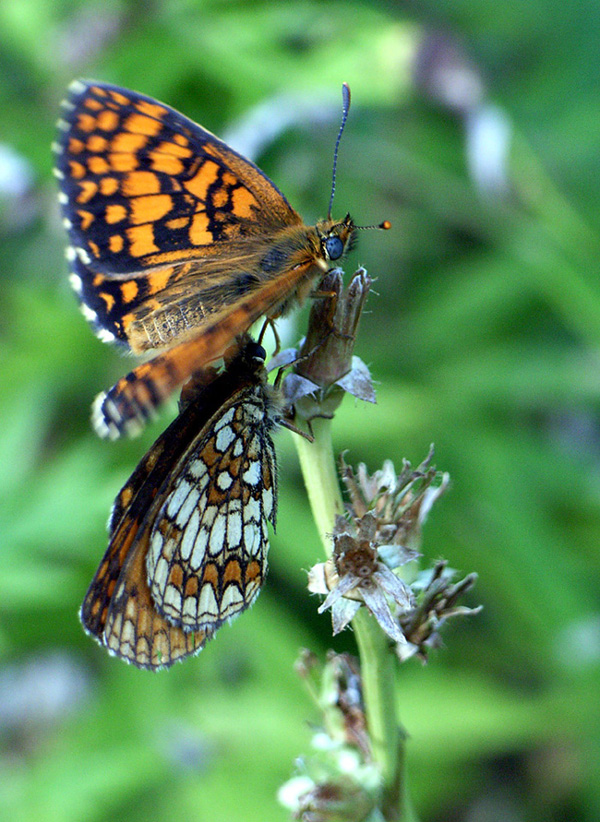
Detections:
[121, 215, 356, 351]
[255, 213, 357, 318]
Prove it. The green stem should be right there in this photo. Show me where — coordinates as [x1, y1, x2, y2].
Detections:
[294, 417, 343, 554]
[293, 418, 419, 822]
[353, 610, 418, 822]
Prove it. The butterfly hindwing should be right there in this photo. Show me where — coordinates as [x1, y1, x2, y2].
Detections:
[81, 341, 280, 670]
[146, 379, 278, 632]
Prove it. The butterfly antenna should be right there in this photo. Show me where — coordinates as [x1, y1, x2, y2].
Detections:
[355, 220, 392, 231]
[327, 82, 351, 220]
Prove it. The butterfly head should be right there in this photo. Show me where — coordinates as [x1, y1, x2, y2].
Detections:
[317, 213, 357, 263]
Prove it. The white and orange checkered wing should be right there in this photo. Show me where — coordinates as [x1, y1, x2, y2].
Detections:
[145, 379, 279, 632]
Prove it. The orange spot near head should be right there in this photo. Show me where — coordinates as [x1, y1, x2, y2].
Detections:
[105, 204, 127, 224]
[109, 234, 124, 253]
[121, 280, 139, 303]
[149, 151, 184, 175]
[84, 98, 103, 111]
[76, 180, 98, 204]
[231, 186, 258, 219]
[145, 248, 204, 265]
[111, 131, 148, 154]
[124, 113, 163, 137]
[90, 86, 108, 97]
[97, 109, 120, 132]
[130, 193, 173, 226]
[126, 224, 159, 257]
[189, 212, 211, 246]
[122, 170, 161, 196]
[183, 160, 219, 201]
[88, 155, 110, 175]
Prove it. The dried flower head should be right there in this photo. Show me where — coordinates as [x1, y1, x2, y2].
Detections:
[398, 560, 482, 662]
[282, 268, 376, 422]
[309, 512, 416, 644]
[308, 450, 477, 651]
[340, 446, 449, 552]
[279, 652, 380, 821]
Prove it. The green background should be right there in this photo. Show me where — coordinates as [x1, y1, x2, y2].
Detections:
[1, 1, 599, 820]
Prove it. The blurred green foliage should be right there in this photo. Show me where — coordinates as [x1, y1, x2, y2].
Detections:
[1, 1, 599, 820]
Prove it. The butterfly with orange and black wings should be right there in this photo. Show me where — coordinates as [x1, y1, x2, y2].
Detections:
[53, 80, 389, 439]
[80, 338, 284, 670]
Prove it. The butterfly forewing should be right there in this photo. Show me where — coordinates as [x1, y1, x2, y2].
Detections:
[80, 341, 280, 670]
[54, 80, 302, 346]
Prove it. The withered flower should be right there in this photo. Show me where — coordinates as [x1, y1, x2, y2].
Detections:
[279, 651, 380, 821]
[339, 446, 449, 552]
[310, 452, 463, 647]
[309, 513, 417, 644]
[281, 268, 376, 422]
[398, 560, 481, 662]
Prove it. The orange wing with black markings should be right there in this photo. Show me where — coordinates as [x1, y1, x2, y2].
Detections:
[81, 340, 280, 670]
[54, 80, 301, 344]
[54, 80, 358, 437]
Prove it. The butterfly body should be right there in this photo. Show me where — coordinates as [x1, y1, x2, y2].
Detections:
[54, 80, 356, 437]
[80, 340, 281, 669]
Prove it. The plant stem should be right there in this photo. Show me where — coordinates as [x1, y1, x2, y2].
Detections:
[294, 417, 343, 555]
[353, 609, 418, 822]
[293, 418, 419, 822]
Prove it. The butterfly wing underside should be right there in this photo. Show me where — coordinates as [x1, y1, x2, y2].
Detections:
[146, 381, 278, 632]
[80, 345, 278, 670]
[80, 390, 213, 668]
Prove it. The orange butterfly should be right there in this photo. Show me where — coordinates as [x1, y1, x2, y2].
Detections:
[80, 338, 282, 669]
[54, 80, 389, 439]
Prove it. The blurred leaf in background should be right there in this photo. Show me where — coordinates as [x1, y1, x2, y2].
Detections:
[1, 1, 599, 820]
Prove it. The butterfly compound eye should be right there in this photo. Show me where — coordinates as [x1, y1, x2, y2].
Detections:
[246, 341, 267, 363]
[325, 236, 344, 260]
